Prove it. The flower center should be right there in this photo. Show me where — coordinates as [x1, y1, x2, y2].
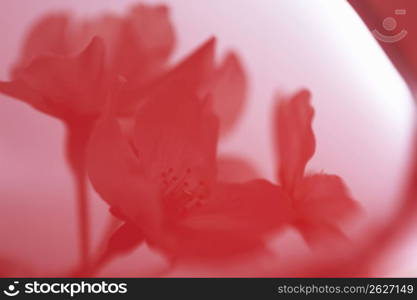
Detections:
[160, 167, 209, 216]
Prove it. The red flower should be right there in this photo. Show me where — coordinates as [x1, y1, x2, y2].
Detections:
[0, 37, 106, 119]
[0, 4, 176, 268]
[0, 2, 248, 270]
[0, 4, 175, 118]
[86, 39, 290, 264]
[120, 36, 247, 136]
[274, 90, 359, 245]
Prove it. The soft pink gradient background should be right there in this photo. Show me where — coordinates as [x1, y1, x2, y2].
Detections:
[0, 0, 415, 275]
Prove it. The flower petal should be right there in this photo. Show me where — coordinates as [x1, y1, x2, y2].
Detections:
[133, 85, 219, 186]
[294, 220, 351, 248]
[157, 180, 291, 260]
[117, 37, 215, 115]
[87, 115, 161, 235]
[275, 89, 315, 191]
[207, 52, 247, 136]
[162, 37, 215, 91]
[3, 37, 106, 118]
[107, 4, 175, 89]
[12, 13, 70, 76]
[106, 222, 145, 256]
[293, 174, 359, 223]
[73, 4, 175, 89]
[216, 155, 260, 183]
[124, 4, 175, 78]
[0, 80, 45, 112]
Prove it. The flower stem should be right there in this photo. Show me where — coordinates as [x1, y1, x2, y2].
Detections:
[65, 119, 94, 269]
[75, 162, 90, 269]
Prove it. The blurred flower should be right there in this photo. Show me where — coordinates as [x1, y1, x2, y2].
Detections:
[0, 38, 106, 119]
[0, 1, 249, 272]
[86, 38, 289, 265]
[119, 36, 247, 136]
[0, 3, 177, 269]
[274, 90, 359, 245]
[0, 3, 176, 119]
[1, 0, 393, 277]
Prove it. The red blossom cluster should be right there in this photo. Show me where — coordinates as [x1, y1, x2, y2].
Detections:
[6, 3, 406, 277]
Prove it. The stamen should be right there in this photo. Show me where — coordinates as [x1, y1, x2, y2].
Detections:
[160, 167, 209, 213]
